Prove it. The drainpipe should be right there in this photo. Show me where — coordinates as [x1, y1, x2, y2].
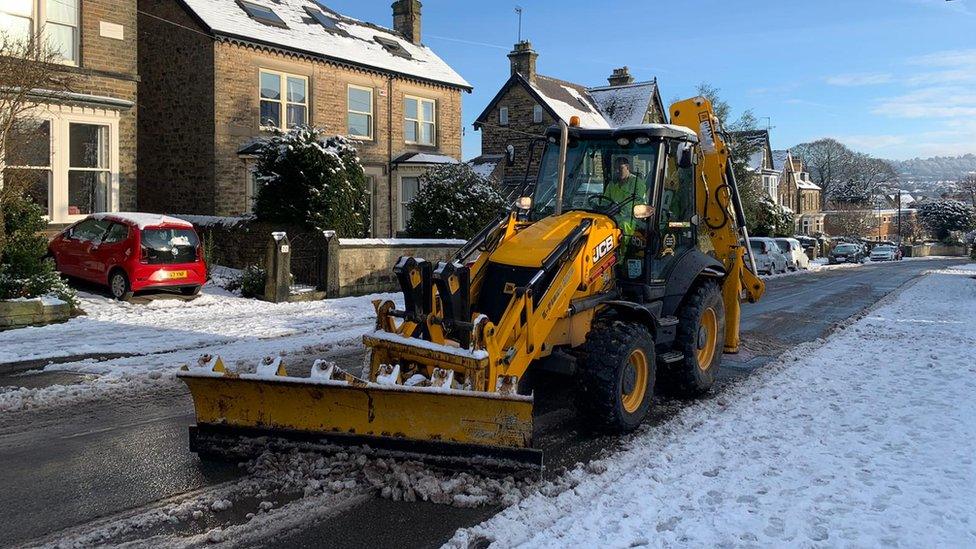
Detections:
[388, 77, 394, 236]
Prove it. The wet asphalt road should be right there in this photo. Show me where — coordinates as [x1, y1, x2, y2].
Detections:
[0, 258, 964, 547]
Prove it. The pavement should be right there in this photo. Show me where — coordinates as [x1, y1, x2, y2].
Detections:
[0, 258, 964, 547]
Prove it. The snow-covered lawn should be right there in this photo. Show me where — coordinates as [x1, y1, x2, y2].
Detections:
[450, 264, 976, 547]
[0, 285, 394, 412]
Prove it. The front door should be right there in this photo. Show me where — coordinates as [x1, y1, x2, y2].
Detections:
[648, 142, 697, 282]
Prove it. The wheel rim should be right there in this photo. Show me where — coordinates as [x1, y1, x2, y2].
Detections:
[111, 274, 126, 297]
[696, 307, 718, 371]
[621, 349, 649, 414]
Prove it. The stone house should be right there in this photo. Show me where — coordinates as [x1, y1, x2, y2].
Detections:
[137, 0, 470, 236]
[732, 129, 780, 202]
[772, 150, 824, 235]
[1, 0, 138, 228]
[471, 41, 666, 195]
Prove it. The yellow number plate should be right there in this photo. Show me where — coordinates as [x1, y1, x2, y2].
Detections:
[167, 270, 188, 279]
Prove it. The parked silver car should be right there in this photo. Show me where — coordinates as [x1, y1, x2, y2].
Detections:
[749, 237, 789, 275]
[774, 237, 810, 271]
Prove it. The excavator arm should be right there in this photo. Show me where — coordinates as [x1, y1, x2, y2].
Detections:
[670, 97, 765, 352]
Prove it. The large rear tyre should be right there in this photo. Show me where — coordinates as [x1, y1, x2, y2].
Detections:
[575, 320, 656, 431]
[660, 281, 725, 397]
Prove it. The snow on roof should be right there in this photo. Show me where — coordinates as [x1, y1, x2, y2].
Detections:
[92, 212, 194, 229]
[772, 149, 790, 171]
[468, 154, 503, 179]
[392, 152, 459, 165]
[530, 76, 610, 129]
[587, 81, 658, 127]
[180, 0, 470, 89]
[797, 180, 821, 190]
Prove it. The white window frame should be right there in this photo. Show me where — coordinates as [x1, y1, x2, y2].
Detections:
[398, 174, 422, 232]
[1, 105, 121, 223]
[347, 84, 374, 140]
[0, 0, 80, 66]
[499, 106, 509, 126]
[403, 95, 436, 146]
[533, 104, 543, 123]
[259, 69, 309, 131]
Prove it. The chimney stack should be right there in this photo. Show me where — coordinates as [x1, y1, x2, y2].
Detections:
[608, 66, 634, 87]
[392, 0, 422, 45]
[508, 40, 538, 83]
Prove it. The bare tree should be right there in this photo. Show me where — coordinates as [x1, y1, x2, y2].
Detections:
[896, 214, 925, 244]
[960, 173, 976, 207]
[790, 138, 854, 207]
[824, 203, 877, 238]
[0, 32, 73, 250]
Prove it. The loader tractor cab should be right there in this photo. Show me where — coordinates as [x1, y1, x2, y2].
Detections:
[526, 124, 701, 301]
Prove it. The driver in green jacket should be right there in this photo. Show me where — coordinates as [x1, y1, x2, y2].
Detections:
[604, 156, 648, 240]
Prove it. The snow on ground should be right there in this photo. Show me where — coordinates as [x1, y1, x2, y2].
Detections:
[449, 264, 976, 548]
[759, 254, 953, 280]
[0, 285, 397, 412]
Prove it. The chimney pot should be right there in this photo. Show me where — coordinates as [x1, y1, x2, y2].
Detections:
[608, 66, 634, 86]
[392, 0, 422, 45]
[508, 40, 538, 83]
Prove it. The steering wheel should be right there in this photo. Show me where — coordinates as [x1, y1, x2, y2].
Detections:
[587, 194, 616, 210]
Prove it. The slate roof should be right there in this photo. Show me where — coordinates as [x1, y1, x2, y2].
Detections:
[474, 73, 665, 130]
[178, 0, 470, 89]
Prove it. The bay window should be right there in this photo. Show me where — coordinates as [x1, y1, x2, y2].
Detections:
[260, 70, 308, 130]
[0, 0, 79, 65]
[67, 124, 109, 215]
[2, 111, 119, 223]
[403, 96, 435, 146]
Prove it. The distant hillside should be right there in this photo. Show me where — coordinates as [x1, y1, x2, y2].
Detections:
[887, 154, 976, 182]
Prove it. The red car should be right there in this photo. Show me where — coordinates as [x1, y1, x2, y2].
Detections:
[48, 213, 207, 300]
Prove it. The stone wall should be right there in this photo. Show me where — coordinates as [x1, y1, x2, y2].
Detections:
[908, 243, 968, 257]
[0, 298, 72, 330]
[335, 239, 465, 297]
[187, 217, 465, 298]
[137, 0, 216, 215]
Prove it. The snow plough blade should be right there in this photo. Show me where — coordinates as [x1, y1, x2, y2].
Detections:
[177, 355, 541, 470]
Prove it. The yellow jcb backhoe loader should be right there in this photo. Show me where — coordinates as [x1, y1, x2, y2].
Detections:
[177, 97, 765, 469]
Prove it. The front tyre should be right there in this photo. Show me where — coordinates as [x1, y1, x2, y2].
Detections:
[660, 281, 726, 397]
[576, 320, 656, 431]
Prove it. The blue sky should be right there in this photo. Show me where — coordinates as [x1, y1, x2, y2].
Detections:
[321, 0, 976, 161]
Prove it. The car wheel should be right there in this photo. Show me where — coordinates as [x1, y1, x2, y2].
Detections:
[109, 270, 134, 301]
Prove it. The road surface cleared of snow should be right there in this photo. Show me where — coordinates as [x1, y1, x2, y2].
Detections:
[449, 264, 976, 548]
[0, 287, 395, 412]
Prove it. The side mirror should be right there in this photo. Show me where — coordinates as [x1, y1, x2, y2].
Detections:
[633, 204, 653, 220]
[678, 144, 694, 169]
[516, 196, 533, 210]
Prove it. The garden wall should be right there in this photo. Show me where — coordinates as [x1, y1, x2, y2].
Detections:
[179, 215, 465, 298]
[907, 243, 968, 257]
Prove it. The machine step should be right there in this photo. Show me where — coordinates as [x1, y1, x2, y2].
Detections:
[658, 351, 684, 364]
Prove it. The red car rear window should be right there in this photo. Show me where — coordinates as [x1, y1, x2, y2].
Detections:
[141, 228, 199, 264]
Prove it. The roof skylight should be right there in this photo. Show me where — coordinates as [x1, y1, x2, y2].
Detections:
[304, 6, 338, 30]
[238, 0, 287, 28]
[374, 36, 412, 60]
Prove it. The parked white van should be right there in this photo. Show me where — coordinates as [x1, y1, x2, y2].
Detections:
[748, 237, 789, 275]
[774, 237, 810, 271]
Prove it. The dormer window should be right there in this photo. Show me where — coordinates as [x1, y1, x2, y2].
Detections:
[304, 6, 337, 30]
[374, 35, 412, 60]
[238, 0, 287, 28]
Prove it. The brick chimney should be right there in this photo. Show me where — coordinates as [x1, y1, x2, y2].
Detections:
[508, 40, 538, 83]
[608, 66, 634, 86]
[392, 0, 422, 45]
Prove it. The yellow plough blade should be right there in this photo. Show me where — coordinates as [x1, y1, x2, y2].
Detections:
[177, 355, 540, 468]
